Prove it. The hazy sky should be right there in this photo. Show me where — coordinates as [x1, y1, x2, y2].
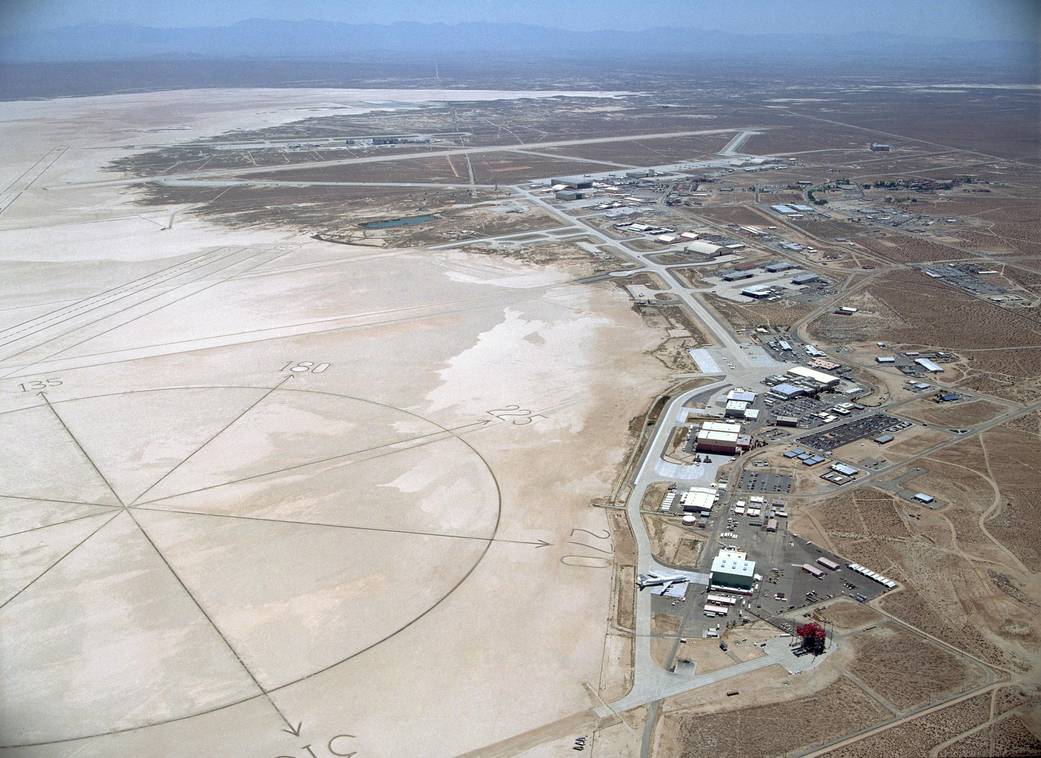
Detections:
[6, 0, 1040, 41]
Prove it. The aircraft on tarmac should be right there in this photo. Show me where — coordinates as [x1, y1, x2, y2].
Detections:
[637, 572, 690, 592]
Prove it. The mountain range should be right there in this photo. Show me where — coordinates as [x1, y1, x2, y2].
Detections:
[1, 19, 1034, 64]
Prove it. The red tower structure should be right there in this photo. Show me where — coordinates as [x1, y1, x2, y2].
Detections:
[796, 622, 827, 655]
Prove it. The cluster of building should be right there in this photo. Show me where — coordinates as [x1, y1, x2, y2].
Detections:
[765, 365, 860, 401]
[874, 349, 951, 375]
[550, 172, 712, 207]
[821, 462, 860, 485]
[714, 260, 825, 302]
[919, 264, 1025, 304]
[345, 134, 433, 147]
[724, 389, 760, 421]
[688, 388, 767, 455]
[739, 274, 820, 300]
[783, 447, 828, 466]
[763, 336, 827, 359]
[734, 495, 787, 524]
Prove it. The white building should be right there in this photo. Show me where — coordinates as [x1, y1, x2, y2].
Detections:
[741, 286, 773, 299]
[702, 421, 741, 433]
[787, 365, 840, 388]
[695, 420, 750, 454]
[915, 357, 944, 373]
[711, 549, 756, 589]
[681, 487, 716, 513]
[685, 240, 724, 256]
[725, 400, 749, 417]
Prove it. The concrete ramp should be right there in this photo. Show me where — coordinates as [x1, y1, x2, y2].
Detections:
[654, 459, 713, 481]
[688, 348, 721, 373]
[739, 344, 784, 368]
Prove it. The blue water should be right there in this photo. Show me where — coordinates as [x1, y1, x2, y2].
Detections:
[359, 214, 435, 229]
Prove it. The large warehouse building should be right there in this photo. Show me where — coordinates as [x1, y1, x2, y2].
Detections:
[711, 549, 757, 589]
[680, 486, 716, 514]
[915, 357, 944, 373]
[685, 240, 724, 257]
[695, 421, 751, 454]
[551, 176, 593, 189]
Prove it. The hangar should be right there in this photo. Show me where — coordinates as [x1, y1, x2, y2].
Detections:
[722, 270, 754, 281]
[695, 421, 750, 454]
[770, 382, 808, 399]
[711, 549, 757, 589]
[915, 357, 944, 373]
[681, 487, 716, 513]
[685, 240, 724, 256]
[741, 286, 773, 299]
[551, 176, 593, 189]
[725, 400, 750, 417]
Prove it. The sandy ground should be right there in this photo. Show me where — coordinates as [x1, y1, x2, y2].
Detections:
[0, 89, 670, 756]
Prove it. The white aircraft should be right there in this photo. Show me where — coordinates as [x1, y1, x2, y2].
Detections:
[637, 572, 690, 592]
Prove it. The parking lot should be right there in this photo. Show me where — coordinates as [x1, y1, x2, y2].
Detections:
[800, 414, 912, 451]
[751, 535, 890, 620]
[766, 396, 831, 428]
[739, 470, 793, 493]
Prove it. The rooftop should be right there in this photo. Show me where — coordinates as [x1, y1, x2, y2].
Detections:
[711, 549, 756, 578]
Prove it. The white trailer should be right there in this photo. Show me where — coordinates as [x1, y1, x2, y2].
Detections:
[706, 594, 738, 605]
[802, 563, 824, 579]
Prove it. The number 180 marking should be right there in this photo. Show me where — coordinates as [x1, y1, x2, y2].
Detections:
[281, 361, 331, 374]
